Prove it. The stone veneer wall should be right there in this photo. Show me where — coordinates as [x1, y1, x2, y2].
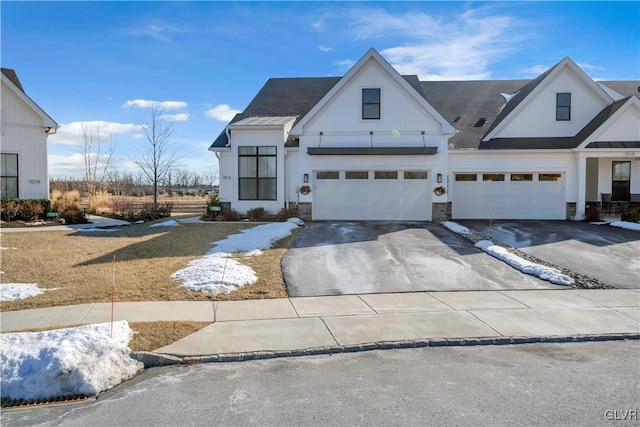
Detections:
[291, 202, 312, 221]
[220, 202, 232, 211]
[432, 202, 452, 222]
[566, 202, 577, 220]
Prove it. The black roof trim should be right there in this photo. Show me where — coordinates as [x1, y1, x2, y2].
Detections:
[307, 147, 438, 155]
[585, 141, 640, 149]
[478, 137, 575, 150]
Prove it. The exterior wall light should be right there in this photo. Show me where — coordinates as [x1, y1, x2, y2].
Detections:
[437, 173, 443, 183]
[303, 173, 309, 183]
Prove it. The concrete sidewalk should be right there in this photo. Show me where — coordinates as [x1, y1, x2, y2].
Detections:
[2, 289, 639, 359]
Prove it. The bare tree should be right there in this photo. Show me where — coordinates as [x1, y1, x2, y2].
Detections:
[82, 123, 116, 209]
[132, 103, 178, 211]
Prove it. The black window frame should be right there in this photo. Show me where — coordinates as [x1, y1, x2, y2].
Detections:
[362, 88, 381, 120]
[556, 93, 571, 121]
[238, 146, 277, 201]
[612, 161, 631, 201]
[1, 153, 19, 199]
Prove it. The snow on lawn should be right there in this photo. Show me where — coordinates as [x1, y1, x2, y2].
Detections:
[475, 240, 573, 286]
[444, 221, 574, 286]
[150, 220, 179, 227]
[609, 221, 640, 231]
[172, 218, 302, 295]
[1, 321, 143, 400]
[1, 283, 45, 301]
[78, 228, 119, 232]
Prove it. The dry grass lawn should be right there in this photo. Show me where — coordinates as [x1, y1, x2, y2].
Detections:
[1, 220, 297, 311]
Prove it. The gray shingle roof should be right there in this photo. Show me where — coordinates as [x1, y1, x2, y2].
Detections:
[1, 68, 25, 92]
[209, 69, 639, 151]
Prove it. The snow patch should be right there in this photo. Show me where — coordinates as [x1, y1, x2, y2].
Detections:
[0, 321, 143, 400]
[172, 220, 301, 295]
[609, 221, 640, 231]
[442, 221, 472, 235]
[475, 240, 573, 285]
[78, 228, 119, 232]
[150, 220, 179, 228]
[1, 283, 45, 301]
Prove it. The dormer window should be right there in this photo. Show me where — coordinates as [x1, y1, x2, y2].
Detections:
[362, 88, 380, 120]
[556, 93, 571, 121]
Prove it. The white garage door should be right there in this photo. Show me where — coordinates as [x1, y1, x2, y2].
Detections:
[313, 170, 432, 221]
[452, 173, 566, 220]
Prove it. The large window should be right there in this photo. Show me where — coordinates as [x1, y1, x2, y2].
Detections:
[238, 146, 276, 200]
[362, 88, 380, 120]
[556, 93, 571, 121]
[612, 161, 631, 201]
[1, 153, 18, 199]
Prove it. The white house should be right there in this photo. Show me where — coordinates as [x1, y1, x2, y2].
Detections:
[210, 49, 640, 221]
[1, 68, 58, 200]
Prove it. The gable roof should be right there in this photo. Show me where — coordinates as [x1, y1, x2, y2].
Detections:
[1, 67, 57, 131]
[575, 95, 640, 149]
[290, 48, 455, 137]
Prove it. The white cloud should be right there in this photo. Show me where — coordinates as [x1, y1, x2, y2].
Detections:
[124, 24, 189, 42]
[318, 45, 334, 52]
[342, 8, 524, 80]
[522, 64, 550, 76]
[48, 121, 146, 146]
[334, 59, 355, 70]
[48, 153, 86, 178]
[577, 62, 604, 72]
[205, 104, 241, 122]
[160, 113, 190, 122]
[123, 99, 188, 110]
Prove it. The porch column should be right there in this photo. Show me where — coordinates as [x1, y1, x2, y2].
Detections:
[575, 154, 587, 220]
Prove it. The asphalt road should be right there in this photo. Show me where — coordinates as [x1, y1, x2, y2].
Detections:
[283, 222, 560, 296]
[4, 341, 639, 426]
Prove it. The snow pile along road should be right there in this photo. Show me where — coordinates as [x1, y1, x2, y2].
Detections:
[150, 220, 179, 227]
[1, 321, 143, 400]
[172, 218, 302, 295]
[609, 221, 640, 231]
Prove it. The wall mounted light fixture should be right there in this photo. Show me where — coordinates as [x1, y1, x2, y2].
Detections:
[303, 173, 309, 183]
[437, 173, 443, 183]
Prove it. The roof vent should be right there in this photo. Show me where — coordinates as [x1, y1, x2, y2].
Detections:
[453, 116, 461, 123]
[474, 118, 487, 127]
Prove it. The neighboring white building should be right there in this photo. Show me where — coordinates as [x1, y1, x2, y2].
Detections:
[210, 49, 640, 221]
[1, 68, 57, 200]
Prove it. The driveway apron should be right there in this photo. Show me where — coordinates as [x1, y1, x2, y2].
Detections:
[282, 222, 561, 297]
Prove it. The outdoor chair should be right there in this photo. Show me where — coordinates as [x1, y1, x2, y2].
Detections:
[600, 193, 612, 215]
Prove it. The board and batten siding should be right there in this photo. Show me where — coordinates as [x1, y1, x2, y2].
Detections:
[493, 67, 609, 139]
[1, 80, 50, 199]
[285, 149, 300, 204]
[593, 105, 640, 142]
[217, 150, 233, 202]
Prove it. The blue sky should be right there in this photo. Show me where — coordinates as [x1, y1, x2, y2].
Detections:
[2, 1, 639, 180]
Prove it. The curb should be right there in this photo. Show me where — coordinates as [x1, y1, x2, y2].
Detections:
[131, 333, 640, 368]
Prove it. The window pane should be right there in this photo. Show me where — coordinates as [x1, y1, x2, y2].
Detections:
[345, 171, 368, 179]
[375, 171, 398, 179]
[455, 174, 477, 181]
[362, 104, 380, 120]
[556, 106, 570, 121]
[238, 146, 257, 155]
[1, 177, 18, 199]
[258, 157, 276, 178]
[511, 174, 533, 181]
[258, 146, 276, 155]
[239, 178, 257, 199]
[2, 153, 18, 176]
[362, 88, 380, 103]
[259, 178, 277, 200]
[557, 93, 571, 106]
[404, 171, 428, 180]
[539, 174, 562, 182]
[612, 161, 631, 181]
[483, 174, 504, 182]
[317, 171, 339, 179]
[239, 157, 256, 177]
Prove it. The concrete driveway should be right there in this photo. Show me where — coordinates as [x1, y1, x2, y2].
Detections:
[282, 222, 562, 297]
[457, 220, 640, 289]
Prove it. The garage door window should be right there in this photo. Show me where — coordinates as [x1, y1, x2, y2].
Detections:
[455, 174, 477, 181]
[539, 174, 562, 182]
[511, 174, 533, 181]
[375, 171, 398, 179]
[317, 171, 339, 179]
[404, 171, 428, 179]
[238, 146, 276, 200]
[345, 171, 368, 179]
[483, 174, 505, 181]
